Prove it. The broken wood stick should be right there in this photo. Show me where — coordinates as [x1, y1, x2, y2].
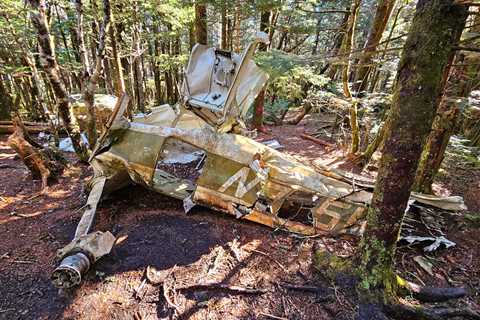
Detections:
[258, 312, 288, 320]
[280, 282, 333, 297]
[177, 283, 268, 295]
[300, 133, 336, 148]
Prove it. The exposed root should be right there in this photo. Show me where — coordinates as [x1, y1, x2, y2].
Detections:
[177, 283, 267, 295]
[398, 276, 468, 303]
[385, 303, 480, 320]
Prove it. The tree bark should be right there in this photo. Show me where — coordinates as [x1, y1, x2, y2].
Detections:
[368, 4, 404, 93]
[414, 12, 480, 193]
[29, 0, 89, 162]
[75, 0, 111, 147]
[326, 9, 351, 79]
[8, 116, 65, 191]
[338, 0, 362, 154]
[353, 0, 396, 92]
[357, 0, 468, 312]
[132, 0, 145, 112]
[108, 2, 125, 96]
[194, 2, 208, 45]
[221, 5, 227, 49]
[0, 75, 12, 120]
[252, 10, 270, 132]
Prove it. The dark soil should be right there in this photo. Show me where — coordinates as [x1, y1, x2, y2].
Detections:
[1, 122, 479, 319]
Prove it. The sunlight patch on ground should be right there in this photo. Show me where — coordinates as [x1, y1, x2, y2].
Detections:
[0, 152, 14, 159]
[0, 195, 26, 211]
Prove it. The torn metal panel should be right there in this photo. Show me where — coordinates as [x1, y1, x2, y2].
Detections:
[182, 32, 269, 132]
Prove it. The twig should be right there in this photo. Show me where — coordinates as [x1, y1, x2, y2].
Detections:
[163, 282, 180, 312]
[134, 278, 147, 300]
[13, 260, 34, 264]
[246, 248, 288, 272]
[280, 282, 333, 300]
[0, 309, 15, 313]
[177, 283, 267, 295]
[258, 312, 288, 320]
[300, 133, 336, 148]
[454, 45, 480, 53]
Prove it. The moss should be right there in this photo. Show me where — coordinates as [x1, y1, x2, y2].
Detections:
[356, 236, 399, 304]
[314, 250, 353, 281]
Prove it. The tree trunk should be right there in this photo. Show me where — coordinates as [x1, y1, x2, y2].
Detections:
[252, 10, 270, 132]
[357, 0, 468, 314]
[29, 0, 89, 162]
[194, 2, 207, 45]
[353, 0, 396, 92]
[368, 4, 404, 93]
[233, 1, 241, 52]
[75, 0, 111, 147]
[414, 12, 480, 193]
[326, 9, 351, 79]
[0, 75, 12, 120]
[312, 7, 324, 55]
[221, 5, 227, 49]
[132, 0, 145, 112]
[108, 3, 125, 96]
[339, 0, 362, 154]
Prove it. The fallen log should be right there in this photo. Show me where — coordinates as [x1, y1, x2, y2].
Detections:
[7, 117, 66, 191]
[0, 120, 48, 126]
[300, 133, 336, 148]
[0, 124, 50, 134]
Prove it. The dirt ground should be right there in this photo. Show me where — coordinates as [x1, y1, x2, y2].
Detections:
[1, 122, 479, 320]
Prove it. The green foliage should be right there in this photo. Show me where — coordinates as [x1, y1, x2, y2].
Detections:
[270, 65, 330, 100]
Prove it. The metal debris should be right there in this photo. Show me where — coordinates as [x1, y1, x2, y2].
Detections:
[52, 33, 468, 288]
[413, 256, 434, 276]
[401, 236, 456, 252]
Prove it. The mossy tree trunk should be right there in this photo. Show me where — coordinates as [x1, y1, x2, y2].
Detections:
[414, 12, 480, 194]
[28, 0, 89, 162]
[357, 0, 468, 316]
[0, 75, 12, 120]
[413, 66, 463, 194]
[353, 0, 396, 92]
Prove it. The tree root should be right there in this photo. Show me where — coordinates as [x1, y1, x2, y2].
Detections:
[177, 283, 267, 295]
[398, 276, 468, 303]
[358, 303, 480, 320]
[385, 303, 480, 320]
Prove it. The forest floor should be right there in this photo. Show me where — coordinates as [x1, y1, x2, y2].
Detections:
[0, 118, 479, 320]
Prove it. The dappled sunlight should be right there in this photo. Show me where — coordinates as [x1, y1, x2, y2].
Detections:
[0, 152, 14, 159]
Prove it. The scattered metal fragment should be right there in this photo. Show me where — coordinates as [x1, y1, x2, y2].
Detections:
[413, 256, 434, 276]
[400, 236, 456, 252]
[261, 139, 284, 150]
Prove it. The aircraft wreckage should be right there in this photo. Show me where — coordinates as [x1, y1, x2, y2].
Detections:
[51, 32, 467, 289]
